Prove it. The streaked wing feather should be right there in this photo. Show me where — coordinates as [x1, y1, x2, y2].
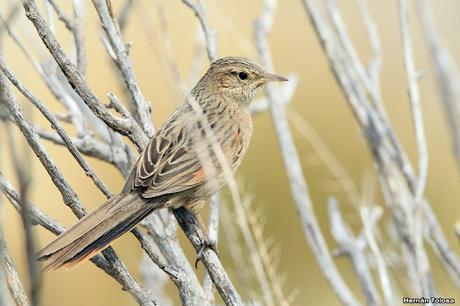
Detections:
[124, 107, 245, 198]
[133, 126, 211, 198]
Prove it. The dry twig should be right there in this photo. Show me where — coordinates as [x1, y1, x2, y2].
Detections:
[255, 1, 360, 305]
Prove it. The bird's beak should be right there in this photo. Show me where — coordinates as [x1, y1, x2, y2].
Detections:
[262, 73, 289, 83]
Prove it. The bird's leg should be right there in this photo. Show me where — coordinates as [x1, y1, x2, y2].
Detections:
[194, 213, 219, 268]
[176, 201, 219, 267]
[197, 212, 218, 247]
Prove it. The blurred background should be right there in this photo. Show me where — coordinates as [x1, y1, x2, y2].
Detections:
[1, 0, 460, 305]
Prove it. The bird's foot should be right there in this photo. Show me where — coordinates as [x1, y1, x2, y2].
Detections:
[194, 239, 219, 268]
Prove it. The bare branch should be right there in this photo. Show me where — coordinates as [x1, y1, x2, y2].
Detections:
[0, 3, 19, 38]
[141, 211, 209, 306]
[0, 13, 92, 138]
[46, 0, 74, 31]
[0, 172, 65, 234]
[329, 198, 380, 306]
[416, 0, 460, 170]
[203, 194, 220, 304]
[245, 199, 290, 306]
[300, 0, 460, 291]
[182, 0, 217, 62]
[398, 1, 433, 298]
[0, 233, 29, 306]
[360, 206, 394, 306]
[1, 59, 211, 306]
[220, 204, 252, 288]
[287, 110, 360, 206]
[173, 207, 243, 306]
[0, 72, 85, 217]
[140, 254, 173, 306]
[35, 127, 132, 177]
[118, 0, 135, 32]
[72, 0, 86, 75]
[398, 0, 428, 205]
[130, 229, 192, 306]
[22, 0, 148, 150]
[0, 72, 157, 306]
[45, 0, 87, 76]
[186, 93, 270, 305]
[5, 124, 42, 306]
[255, 1, 360, 305]
[91, 0, 154, 136]
[0, 59, 112, 198]
[0, 127, 27, 306]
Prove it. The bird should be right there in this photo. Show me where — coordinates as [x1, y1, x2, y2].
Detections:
[37, 56, 287, 271]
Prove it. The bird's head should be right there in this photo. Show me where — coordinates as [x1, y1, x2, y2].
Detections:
[194, 56, 288, 106]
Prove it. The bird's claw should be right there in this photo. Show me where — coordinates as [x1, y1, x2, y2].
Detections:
[194, 239, 219, 268]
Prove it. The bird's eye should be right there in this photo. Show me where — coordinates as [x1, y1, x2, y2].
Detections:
[238, 72, 248, 80]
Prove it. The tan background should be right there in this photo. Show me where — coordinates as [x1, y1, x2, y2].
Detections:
[2, 0, 460, 305]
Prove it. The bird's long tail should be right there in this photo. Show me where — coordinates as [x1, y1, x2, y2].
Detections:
[37, 192, 160, 271]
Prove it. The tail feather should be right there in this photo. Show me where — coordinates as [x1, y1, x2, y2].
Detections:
[38, 192, 160, 271]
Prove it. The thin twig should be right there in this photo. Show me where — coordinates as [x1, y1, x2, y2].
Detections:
[0, 12, 91, 137]
[287, 109, 360, 206]
[398, 0, 433, 298]
[0, 172, 65, 234]
[416, 0, 460, 170]
[300, 0, 458, 292]
[203, 194, 220, 304]
[72, 0, 86, 75]
[34, 127, 132, 176]
[329, 198, 380, 306]
[5, 124, 41, 306]
[245, 200, 291, 306]
[0, 73, 157, 306]
[399, 0, 428, 206]
[142, 211, 209, 306]
[187, 93, 270, 306]
[173, 207, 243, 306]
[91, 0, 154, 136]
[255, 1, 361, 305]
[0, 59, 112, 199]
[0, 125, 27, 306]
[220, 204, 252, 289]
[22, 0, 148, 150]
[46, 0, 74, 31]
[360, 206, 394, 306]
[131, 229, 192, 306]
[182, 0, 217, 62]
[0, 233, 30, 306]
[118, 0, 135, 32]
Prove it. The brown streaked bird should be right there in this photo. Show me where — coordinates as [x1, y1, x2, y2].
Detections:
[38, 56, 288, 271]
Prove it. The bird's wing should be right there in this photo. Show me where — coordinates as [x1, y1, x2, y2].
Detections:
[122, 118, 224, 198]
